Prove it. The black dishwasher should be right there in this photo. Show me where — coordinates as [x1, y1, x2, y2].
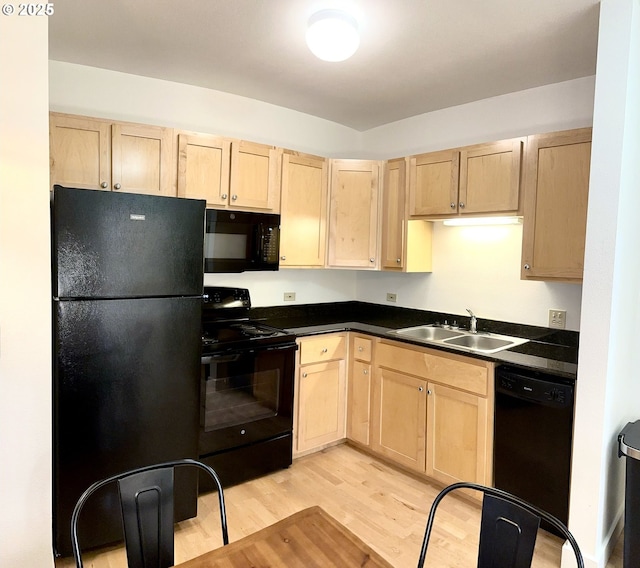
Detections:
[494, 365, 575, 535]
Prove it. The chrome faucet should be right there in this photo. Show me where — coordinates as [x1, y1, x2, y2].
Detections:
[466, 308, 477, 333]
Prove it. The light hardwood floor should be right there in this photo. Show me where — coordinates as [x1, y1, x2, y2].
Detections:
[56, 443, 622, 568]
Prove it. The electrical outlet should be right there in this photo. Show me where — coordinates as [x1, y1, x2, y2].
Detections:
[386, 292, 397, 302]
[284, 292, 296, 301]
[548, 309, 566, 329]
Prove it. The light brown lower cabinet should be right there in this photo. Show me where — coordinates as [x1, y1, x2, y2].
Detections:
[372, 367, 427, 472]
[347, 335, 373, 447]
[426, 382, 490, 486]
[296, 333, 494, 488]
[371, 339, 494, 484]
[294, 334, 347, 455]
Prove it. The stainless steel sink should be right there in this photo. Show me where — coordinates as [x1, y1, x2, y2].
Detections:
[392, 325, 463, 342]
[387, 325, 529, 354]
[442, 334, 513, 352]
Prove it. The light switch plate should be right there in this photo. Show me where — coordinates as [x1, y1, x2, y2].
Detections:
[549, 309, 566, 329]
[284, 292, 296, 301]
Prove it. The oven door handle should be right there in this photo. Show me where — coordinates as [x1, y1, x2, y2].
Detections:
[201, 342, 297, 364]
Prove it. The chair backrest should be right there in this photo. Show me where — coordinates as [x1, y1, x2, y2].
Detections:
[71, 458, 228, 568]
[417, 482, 584, 568]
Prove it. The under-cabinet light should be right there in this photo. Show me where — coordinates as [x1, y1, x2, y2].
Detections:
[442, 217, 522, 227]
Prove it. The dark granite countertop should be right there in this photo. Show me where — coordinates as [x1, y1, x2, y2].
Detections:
[249, 301, 579, 380]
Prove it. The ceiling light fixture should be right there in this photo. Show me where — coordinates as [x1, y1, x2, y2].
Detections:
[306, 9, 360, 62]
[442, 217, 523, 227]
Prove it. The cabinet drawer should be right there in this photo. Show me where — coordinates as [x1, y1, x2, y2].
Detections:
[352, 336, 372, 362]
[299, 334, 346, 365]
[377, 341, 489, 396]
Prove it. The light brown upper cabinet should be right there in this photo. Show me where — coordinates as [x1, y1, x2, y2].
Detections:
[459, 138, 524, 215]
[409, 149, 460, 217]
[177, 132, 231, 206]
[382, 158, 432, 272]
[521, 128, 592, 283]
[327, 159, 381, 269]
[409, 138, 524, 219]
[177, 133, 281, 212]
[50, 112, 175, 196]
[279, 151, 329, 268]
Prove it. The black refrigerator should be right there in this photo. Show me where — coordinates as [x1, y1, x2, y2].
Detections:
[52, 186, 205, 556]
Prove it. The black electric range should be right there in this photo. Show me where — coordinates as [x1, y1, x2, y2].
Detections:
[198, 286, 297, 490]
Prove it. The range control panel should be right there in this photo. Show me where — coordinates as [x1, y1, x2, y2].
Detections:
[203, 286, 251, 310]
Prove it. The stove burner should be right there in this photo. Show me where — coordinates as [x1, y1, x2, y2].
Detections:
[233, 323, 278, 338]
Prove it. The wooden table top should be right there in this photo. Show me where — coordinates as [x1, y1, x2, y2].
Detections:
[173, 505, 395, 568]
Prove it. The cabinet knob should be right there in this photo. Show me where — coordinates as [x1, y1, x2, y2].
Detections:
[321, 348, 328, 353]
[363, 369, 368, 375]
[231, 194, 238, 201]
[221, 193, 228, 200]
[427, 389, 432, 395]
[459, 202, 465, 208]
[418, 386, 424, 392]
[100, 182, 108, 189]
[113, 183, 121, 190]
[450, 202, 456, 209]
[369, 258, 375, 263]
[396, 258, 401, 263]
[281, 256, 286, 261]
[524, 264, 531, 270]
[358, 346, 363, 352]
[302, 372, 308, 378]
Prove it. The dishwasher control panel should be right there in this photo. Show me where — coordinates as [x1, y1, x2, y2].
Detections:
[497, 367, 574, 408]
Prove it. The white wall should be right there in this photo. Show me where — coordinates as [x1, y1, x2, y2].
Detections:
[0, 15, 54, 568]
[204, 269, 357, 307]
[361, 76, 596, 159]
[358, 223, 583, 329]
[356, 77, 594, 331]
[49, 61, 361, 158]
[50, 62, 592, 328]
[568, 1, 640, 566]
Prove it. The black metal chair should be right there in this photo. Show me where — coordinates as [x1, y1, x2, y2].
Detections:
[417, 482, 584, 568]
[71, 458, 228, 568]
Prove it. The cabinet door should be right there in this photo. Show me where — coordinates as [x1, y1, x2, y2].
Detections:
[521, 128, 591, 282]
[459, 138, 524, 215]
[409, 149, 460, 217]
[347, 360, 371, 446]
[177, 133, 231, 207]
[229, 140, 280, 211]
[373, 368, 426, 472]
[49, 113, 111, 191]
[296, 360, 346, 453]
[112, 123, 174, 196]
[381, 158, 406, 270]
[426, 382, 489, 486]
[280, 152, 328, 267]
[328, 159, 380, 268]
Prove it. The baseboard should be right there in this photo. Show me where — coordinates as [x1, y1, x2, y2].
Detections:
[561, 506, 624, 568]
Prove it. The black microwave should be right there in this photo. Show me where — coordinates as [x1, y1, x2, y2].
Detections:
[204, 210, 280, 273]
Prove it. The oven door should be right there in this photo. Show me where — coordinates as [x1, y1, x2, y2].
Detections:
[199, 342, 296, 456]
